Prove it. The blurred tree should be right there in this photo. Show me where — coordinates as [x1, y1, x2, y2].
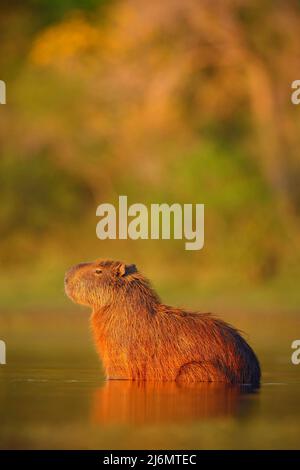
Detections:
[0, 0, 300, 283]
[26, 0, 300, 216]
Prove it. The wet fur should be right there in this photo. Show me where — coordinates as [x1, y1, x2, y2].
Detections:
[64, 260, 261, 385]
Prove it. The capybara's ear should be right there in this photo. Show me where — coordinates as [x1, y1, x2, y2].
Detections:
[126, 264, 137, 275]
[115, 263, 127, 277]
[116, 263, 137, 277]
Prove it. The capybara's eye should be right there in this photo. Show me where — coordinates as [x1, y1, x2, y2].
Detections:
[95, 269, 102, 275]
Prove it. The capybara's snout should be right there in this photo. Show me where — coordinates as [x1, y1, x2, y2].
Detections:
[64, 262, 91, 302]
[65, 262, 90, 283]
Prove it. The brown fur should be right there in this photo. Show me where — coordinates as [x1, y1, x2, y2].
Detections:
[64, 259, 261, 385]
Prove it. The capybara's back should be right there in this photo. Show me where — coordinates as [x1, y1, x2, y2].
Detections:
[65, 259, 261, 385]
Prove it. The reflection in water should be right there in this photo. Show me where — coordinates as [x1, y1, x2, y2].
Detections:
[91, 381, 258, 426]
[2, 308, 300, 449]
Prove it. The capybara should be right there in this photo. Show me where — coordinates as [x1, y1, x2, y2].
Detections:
[64, 259, 261, 385]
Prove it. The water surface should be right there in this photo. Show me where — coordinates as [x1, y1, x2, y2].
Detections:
[0, 310, 299, 449]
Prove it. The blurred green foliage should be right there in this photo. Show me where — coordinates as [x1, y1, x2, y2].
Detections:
[0, 0, 300, 308]
[0, 154, 93, 255]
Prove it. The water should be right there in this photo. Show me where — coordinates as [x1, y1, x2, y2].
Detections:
[0, 310, 300, 449]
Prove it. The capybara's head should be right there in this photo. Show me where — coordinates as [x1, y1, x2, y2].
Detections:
[64, 259, 159, 310]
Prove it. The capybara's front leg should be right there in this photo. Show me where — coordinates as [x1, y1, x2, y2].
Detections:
[176, 361, 233, 383]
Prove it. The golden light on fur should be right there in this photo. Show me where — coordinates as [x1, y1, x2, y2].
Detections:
[91, 381, 252, 426]
[65, 259, 261, 385]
